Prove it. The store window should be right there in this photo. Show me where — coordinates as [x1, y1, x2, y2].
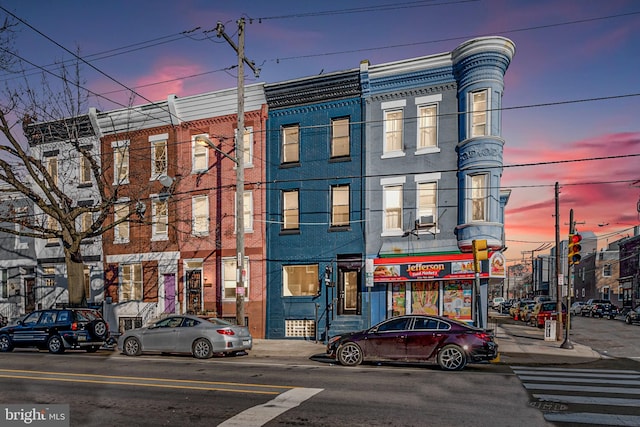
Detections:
[442, 281, 472, 321]
[411, 282, 439, 315]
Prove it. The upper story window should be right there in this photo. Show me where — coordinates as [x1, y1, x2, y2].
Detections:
[46, 156, 58, 187]
[235, 191, 253, 232]
[470, 89, 489, 138]
[120, 263, 143, 302]
[152, 198, 168, 240]
[282, 190, 299, 231]
[192, 135, 209, 172]
[603, 264, 612, 277]
[46, 215, 59, 245]
[79, 155, 92, 185]
[112, 140, 130, 184]
[43, 266, 56, 287]
[80, 212, 93, 234]
[331, 118, 350, 158]
[150, 134, 168, 178]
[14, 207, 28, 250]
[237, 127, 253, 166]
[417, 105, 437, 150]
[381, 176, 405, 235]
[282, 125, 299, 164]
[192, 195, 209, 236]
[383, 110, 403, 155]
[114, 202, 130, 243]
[331, 185, 350, 227]
[416, 176, 438, 230]
[469, 174, 488, 222]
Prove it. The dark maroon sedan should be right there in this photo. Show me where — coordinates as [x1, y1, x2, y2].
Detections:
[327, 315, 498, 370]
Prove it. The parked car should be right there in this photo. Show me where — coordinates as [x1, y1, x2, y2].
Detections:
[117, 315, 252, 359]
[529, 301, 567, 328]
[491, 297, 505, 310]
[519, 302, 537, 323]
[625, 307, 640, 325]
[326, 315, 498, 371]
[498, 299, 513, 314]
[581, 299, 618, 319]
[0, 308, 109, 354]
[511, 300, 534, 321]
[569, 301, 585, 316]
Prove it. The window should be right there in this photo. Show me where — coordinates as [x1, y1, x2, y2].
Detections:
[603, 264, 612, 277]
[383, 110, 403, 154]
[84, 266, 91, 302]
[417, 181, 437, 227]
[383, 185, 403, 233]
[470, 174, 487, 222]
[43, 266, 56, 287]
[192, 195, 208, 235]
[46, 157, 58, 186]
[192, 135, 209, 172]
[282, 125, 299, 164]
[14, 222, 28, 250]
[112, 140, 129, 184]
[46, 215, 59, 245]
[238, 127, 253, 166]
[79, 155, 92, 185]
[80, 212, 92, 234]
[331, 118, 350, 158]
[222, 257, 250, 300]
[417, 105, 437, 149]
[114, 203, 130, 243]
[152, 199, 168, 239]
[1, 269, 6, 299]
[283, 265, 318, 296]
[331, 185, 350, 227]
[151, 136, 168, 177]
[282, 190, 299, 230]
[121, 263, 143, 302]
[235, 191, 253, 232]
[470, 89, 489, 137]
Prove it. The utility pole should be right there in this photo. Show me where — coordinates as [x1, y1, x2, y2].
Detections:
[215, 18, 260, 326]
[555, 182, 563, 340]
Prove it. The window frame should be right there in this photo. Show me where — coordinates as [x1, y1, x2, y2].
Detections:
[470, 89, 490, 138]
[415, 175, 438, 232]
[383, 109, 404, 155]
[79, 154, 92, 185]
[120, 263, 143, 302]
[192, 134, 210, 172]
[281, 124, 300, 164]
[114, 202, 130, 243]
[417, 104, 438, 151]
[283, 264, 319, 297]
[150, 134, 168, 179]
[469, 173, 488, 222]
[152, 197, 169, 240]
[112, 140, 130, 185]
[235, 190, 253, 233]
[331, 117, 350, 158]
[222, 256, 250, 301]
[192, 195, 209, 236]
[382, 180, 404, 235]
[46, 156, 58, 187]
[282, 189, 300, 231]
[330, 184, 350, 228]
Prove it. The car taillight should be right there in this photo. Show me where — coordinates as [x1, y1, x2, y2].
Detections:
[71, 322, 78, 331]
[474, 332, 491, 341]
[216, 329, 235, 336]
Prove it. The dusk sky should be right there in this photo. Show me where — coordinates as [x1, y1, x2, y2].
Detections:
[2, 0, 639, 267]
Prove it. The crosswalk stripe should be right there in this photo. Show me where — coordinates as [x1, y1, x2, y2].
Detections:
[544, 412, 640, 426]
[512, 366, 640, 375]
[513, 369, 640, 379]
[533, 393, 640, 407]
[519, 375, 640, 386]
[522, 383, 640, 394]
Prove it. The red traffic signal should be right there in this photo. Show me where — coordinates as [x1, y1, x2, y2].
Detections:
[568, 233, 582, 265]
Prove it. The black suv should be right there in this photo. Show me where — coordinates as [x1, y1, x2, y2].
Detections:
[0, 308, 109, 354]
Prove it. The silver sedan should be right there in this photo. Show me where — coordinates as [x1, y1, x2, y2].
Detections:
[117, 315, 252, 359]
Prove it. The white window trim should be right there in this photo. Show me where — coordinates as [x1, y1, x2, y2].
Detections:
[151, 195, 169, 241]
[114, 199, 130, 244]
[79, 155, 92, 185]
[14, 223, 28, 250]
[381, 176, 406, 237]
[119, 263, 143, 302]
[235, 190, 254, 233]
[192, 134, 210, 173]
[468, 89, 491, 138]
[192, 195, 209, 236]
[222, 256, 250, 301]
[381, 105, 406, 159]
[415, 96, 441, 155]
[467, 173, 488, 223]
[234, 127, 253, 168]
[149, 133, 169, 180]
[414, 173, 441, 234]
[111, 140, 130, 185]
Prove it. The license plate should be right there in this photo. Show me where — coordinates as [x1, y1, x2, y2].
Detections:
[243, 340, 250, 346]
[78, 335, 86, 342]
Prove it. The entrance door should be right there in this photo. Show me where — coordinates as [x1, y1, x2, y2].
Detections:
[186, 270, 202, 314]
[338, 269, 360, 315]
[164, 274, 176, 314]
[25, 278, 35, 312]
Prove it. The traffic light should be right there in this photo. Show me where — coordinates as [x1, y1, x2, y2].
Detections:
[568, 233, 582, 265]
[472, 239, 488, 273]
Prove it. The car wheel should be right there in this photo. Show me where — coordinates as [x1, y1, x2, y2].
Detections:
[192, 338, 214, 359]
[123, 337, 142, 356]
[626, 317, 632, 325]
[0, 334, 13, 352]
[85, 346, 99, 353]
[437, 344, 467, 371]
[337, 342, 363, 366]
[47, 335, 65, 354]
[89, 320, 108, 340]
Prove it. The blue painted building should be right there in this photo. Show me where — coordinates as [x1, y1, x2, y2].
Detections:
[265, 71, 365, 339]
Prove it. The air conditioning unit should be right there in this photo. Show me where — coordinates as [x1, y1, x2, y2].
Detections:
[416, 215, 435, 228]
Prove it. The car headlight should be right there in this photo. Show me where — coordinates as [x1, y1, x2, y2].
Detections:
[328, 335, 342, 345]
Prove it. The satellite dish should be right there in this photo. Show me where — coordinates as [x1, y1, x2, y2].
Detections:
[158, 175, 174, 187]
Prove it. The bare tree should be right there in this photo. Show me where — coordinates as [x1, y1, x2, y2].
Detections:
[0, 27, 147, 306]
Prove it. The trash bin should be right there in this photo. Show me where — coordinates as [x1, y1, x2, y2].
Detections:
[544, 319, 557, 341]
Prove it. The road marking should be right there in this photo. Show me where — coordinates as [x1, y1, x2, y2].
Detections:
[522, 383, 640, 395]
[518, 375, 640, 386]
[544, 412, 640, 426]
[218, 387, 324, 427]
[533, 394, 640, 407]
[0, 368, 289, 395]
